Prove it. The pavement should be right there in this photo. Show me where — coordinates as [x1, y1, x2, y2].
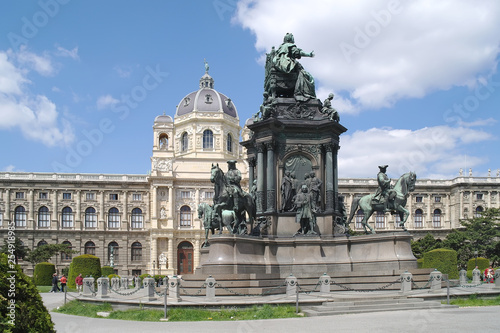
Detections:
[42, 283, 500, 333]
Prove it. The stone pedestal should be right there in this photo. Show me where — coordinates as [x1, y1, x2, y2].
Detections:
[205, 276, 216, 301]
[168, 276, 182, 302]
[429, 270, 442, 292]
[319, 273, 331, 294]
[110, 277, 120, 290]
[97, 277, 109, 299]
[134, 276, 141, 288]
[285, 274, 297, 296]
[400, 271, 412, 294]
[142, 277, 156, 301]
[82, 277, 95, 297]
[459, 269, 467, 285]
[472, 268, 481, 284]
[121, 277, 129, 289]
[495, 270, 500, 289]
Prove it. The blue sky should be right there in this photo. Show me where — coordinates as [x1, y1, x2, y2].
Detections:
[1, 0, 499, 179]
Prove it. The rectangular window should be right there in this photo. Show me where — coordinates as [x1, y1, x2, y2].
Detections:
[39, 192, 48, 200]
[0, 212, 3, 227]
[205, 191, 214, 199]
[375, 213, 385, 229]
[132, 193, 142, 201]
[63, 192, 71, 200]
[434, 196, 441, 203]
[181, 191, 190, 199]
[15, 192, 24, 199]
[476, 193, 483, 200]
[109, 193, 119, 201]
[432, 215, 441, 228]
[131, 249, 142, 262]
[415, 196, 423, 203]
[86, 192, 95, 200]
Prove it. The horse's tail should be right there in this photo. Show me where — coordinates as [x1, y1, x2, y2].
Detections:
[346, 197, 360, 225]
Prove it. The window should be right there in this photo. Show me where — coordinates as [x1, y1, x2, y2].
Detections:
[132, 193, 142, 201]
[415, 196, 423, 203]
[205, 191, 214, 200]
[85, 207, 97, 228]
[86, 192, 95, 200]
[203, 129, 213, 149]
[181, 191, 191, 199]
[15, 192, 24, 199]
[375, 211, 385, 229]
[61, 241, 72, 261]
[475, 206, 484, 218]
[227, 133, 233, 152]
[394, 213, 401, 227]
[38, 206, 50, 228]
[63, 192, 71, 200]
[84, 241, 95, 255]
[109, 193, 118, 201]
[432, 209, 441, 228]
[131, 242, 142, 261]
[414, 209, 423, 228]
[108, 207, 120, 228]
[61, 207, 73, 228]
[476, 193, 483, 200]
[180, 205, 192, 227]
[14, 206, 26, 227]
[39, 192, 48, 200]
[108, 241, 119, 264]
[38, 240, 48, 247]
[434, 196, 441, 203]
[0, 212, 3, 227]
[181, 132, 188, 152]
[131, 208, 143, 229]
[355, 209, 364, 229]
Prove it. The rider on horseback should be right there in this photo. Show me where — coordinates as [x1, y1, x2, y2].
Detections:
[225, 160, 244, 211]
[373, 165, 394, 212]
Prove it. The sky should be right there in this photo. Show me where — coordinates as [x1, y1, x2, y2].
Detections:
[0, 0, 499, 179]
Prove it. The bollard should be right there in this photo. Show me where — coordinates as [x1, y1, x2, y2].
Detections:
[459, 269, 467, 285]
[429, 269, 442, 292]
[494, 270, 500, 289]
[97, 277, 110, 299]
[134, 276, 141, 289]
[472, 267, 481, 284]
[82, 277, 95, 297]
[400, 271, 412, 294]
[111, 277, 120, 290]
[205, 275, 216, 301]
[286, 274, 298, 297]
[121, 277, 129, 290]
[143, 277, 157, 301]
[319, 273, 331, 295]
[169, 275, 182, 302]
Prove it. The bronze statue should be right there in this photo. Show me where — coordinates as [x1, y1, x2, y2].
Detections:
[306, 171, 322, 212]
[321, 93, 340, 122]
[281, 170, 294, 211]
[373, 165, 392, 211]
[294, 185, 317, 235]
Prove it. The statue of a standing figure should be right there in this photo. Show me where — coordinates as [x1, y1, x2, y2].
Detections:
[294, 185, 317, 235]
[281, 170, 294, 211]
[307, 171, 322, 212]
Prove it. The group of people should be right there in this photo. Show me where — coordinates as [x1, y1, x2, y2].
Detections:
[50, 273, 84, 293]
[484, 265, 495, 283]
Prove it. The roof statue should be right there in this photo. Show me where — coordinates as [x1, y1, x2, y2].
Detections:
[204, 58, 209, 73]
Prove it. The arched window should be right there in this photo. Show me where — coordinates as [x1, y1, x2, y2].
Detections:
[37, 240, 48, 247]
[108, 207, 120, 229]
[38, 206, 50, 228]
[227, 133, 233, 153]
[61, 241, 72, 261]
[203, 129, 213, 150]
[355, 209, 364, 229]
[433, 209, 441, 228]
[131, 208, 143, 229]
[108, 241, 119, 264]
[375, 211, 385, 229]
[85, 207, 97, 228]
[61, 207, 73, 228]
[180, 205, 192, 227]
[84, 241, 95, 255]
[14, 206, 26, 227]
[131, 242, 142, 261]
[414, 209, 423, 228]
[474, 206, 484, 218]
[181, 132, 188, 152]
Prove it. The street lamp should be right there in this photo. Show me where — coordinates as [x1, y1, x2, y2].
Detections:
[153, 260, 156, 277]
[474, 250, 478, 268]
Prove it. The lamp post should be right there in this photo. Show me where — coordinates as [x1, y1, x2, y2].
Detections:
[474, 250, 478, 268]
[153, 260, 156, 277]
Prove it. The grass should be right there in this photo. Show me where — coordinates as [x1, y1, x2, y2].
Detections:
[53, 300, 301, 321]
[446, 294, 500, 307]
[37, 285, 77, 293]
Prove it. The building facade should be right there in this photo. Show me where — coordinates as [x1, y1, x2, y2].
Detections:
[0, 69, 499, 276]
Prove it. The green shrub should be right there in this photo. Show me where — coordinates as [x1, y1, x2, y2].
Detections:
[139, 273, 151, 281]
[61, 267, 70, 277]
[466, 257, 489, 271]
[67, 254, 101, 289]
[33, 262, 55, 286]
[153, 275, 166, 283]
[423, 248, 459, 279]
[0, 253, 56, 333]
[108, 274, 121, 280]
[101, 266, 115, 277]
[417, 258, 424, 268]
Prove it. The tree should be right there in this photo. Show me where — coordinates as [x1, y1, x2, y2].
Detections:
[460, 208, 500, 260]
[1, 237, 29, 264]
[25, 244, 77, 266]
[442, 229, 469, 268]
[411, 233, 441, 259]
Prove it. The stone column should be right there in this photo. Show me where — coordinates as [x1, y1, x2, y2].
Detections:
[110, 277, 120, 290]
[400, 271, 412, 294]
[52, 190, 58, 230]
[248, 158, 255, 191]
[142, 277, 156, 301]
[151, 237, 158, 274]
[194, 238, 200, 269]
[5, 189, 10, 224]
[28, 189, 34, 229]
[99, 190, 105, 230]
[472, 267, 481, 284]
[97, 277, 109, 298]
[265, 142, 275, 213]
[426, 194, 431, 228]
[151, 186, 158, 229]
[256, 144, 265, 214]
[333, 143, 339, 212]
[122, 190, 128, 231]
[168, 186, 174, 229]
[324, 144, 334, 213]
[429, 269, 442, 292]
[205, 275, 216, 301]
[82, 277, 95, 297]
[459, 269, 467, 285]
[319, 273, 331, 295]
[167, 237, 174, 272]
[75, 190, 81, 230]
[494, 270, 500, 289]
[121, 277, 129, 290]
[168, 276, 182, 302]
[285, 274, 298, 297]
[134, 276, 141, 289]
[459, 190, 464, 219]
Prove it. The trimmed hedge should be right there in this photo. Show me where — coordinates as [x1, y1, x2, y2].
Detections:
[417, 258, 424, 269]
[0, 253, 56, 333]
[101, 266, 115, 277]
[33, 262, 55, 286]
[108, 274, 121, 280]
[423, 248, 459, 279]
[466, 257, 489, 271]
[67, 254, 101, 289]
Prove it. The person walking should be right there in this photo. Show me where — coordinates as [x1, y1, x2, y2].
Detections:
[75, 273, 83, 294]
[60, 274, 67, 292]
[50, 273, 60, 293]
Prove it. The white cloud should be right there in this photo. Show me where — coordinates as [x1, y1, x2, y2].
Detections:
[0, 50, 74, 147]
[114, 65, 132, 78]
[55, 46, 79, 60]
[96, 94, 119, 110]
[3, 165, 16, 172]
[234, 0, 500, 111]
[338, 125, 493, 179]
[15, 46, 54, 76]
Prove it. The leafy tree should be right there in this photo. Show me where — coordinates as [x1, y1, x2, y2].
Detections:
[25, 244, 77, 266]
[442, 229, 469, 268]
[1, 237, 29, 264]
[411, 233, 441, 259]
[460, 208, 500, 261]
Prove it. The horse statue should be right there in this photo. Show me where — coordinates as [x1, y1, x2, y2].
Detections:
[346, 172, 417, 234]
[210, 163, 256, 233]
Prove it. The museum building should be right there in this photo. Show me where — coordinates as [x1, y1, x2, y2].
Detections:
[0, 69, 499, 277]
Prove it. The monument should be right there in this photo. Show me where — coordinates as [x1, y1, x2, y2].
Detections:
[187, 33, 417, 291]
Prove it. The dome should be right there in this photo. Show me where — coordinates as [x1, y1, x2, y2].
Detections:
[154, 114, 173, 123]
[175, 70, 238, 119]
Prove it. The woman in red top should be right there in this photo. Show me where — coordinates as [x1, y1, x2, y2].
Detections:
[60, 275, 67, 292]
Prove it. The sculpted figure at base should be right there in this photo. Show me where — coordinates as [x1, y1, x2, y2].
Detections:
[306, 171, 322, 212]
[321, 93, 340, 122]
[281, 170, 294, 212]
[294, 185, 317, 235]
